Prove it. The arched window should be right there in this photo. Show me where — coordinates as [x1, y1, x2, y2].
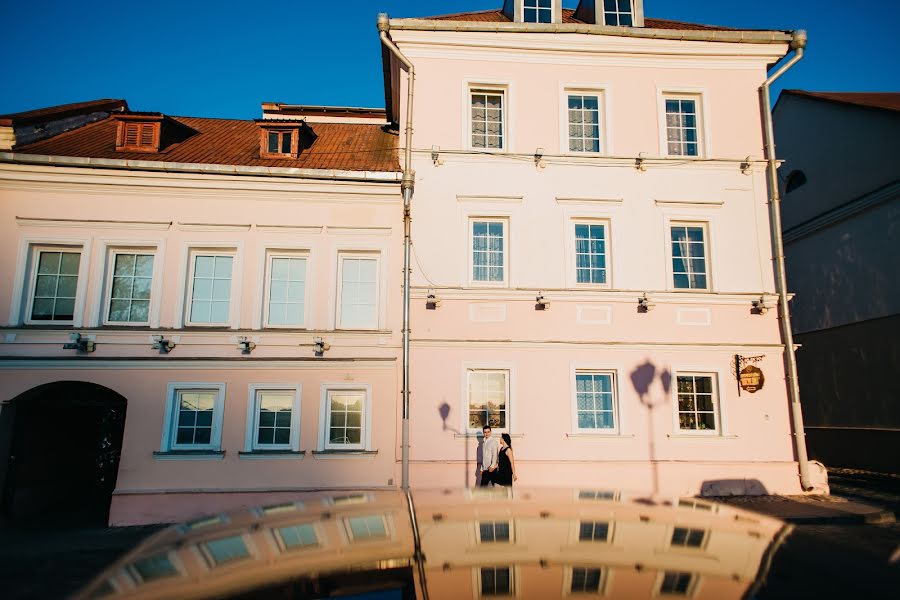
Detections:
[785, 170, 807, 193]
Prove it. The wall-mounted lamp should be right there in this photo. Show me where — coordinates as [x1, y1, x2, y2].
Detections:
[740, 156, 752, 175]
[637, 293, 656, 313]
[238, 337, 257, 355]
[751, 296, 775, 315]
[152, 335, 175, 354]
[635, 153, 648, 172]
[431, 145, 443, 166]
[313, 337, 331, 357]
[534, 147, 545, 168]
[63, 332, 95, 353]
[426, 293, 441, 310]
[535, 293, 550, 311]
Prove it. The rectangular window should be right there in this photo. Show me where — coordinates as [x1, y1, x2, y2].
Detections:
[28, 249, 81, 322]
[202, 536, 250, 567]
[665, 96, 701, 157]
[187, 253, 233, 325]
[249, 387, 299, 451]
[567, 94, 601, 153]
[479, 521, 511, 543]
[571, 567, 604, 593]
[574, 223, 607, 284]
[468, 370, 509, 431]
[265, 254, 306, 327]
[337, 254, 378, 329]
[267, 130, 293, 155]
[129, 554, 178, 583]
[162, 383, 226, 452]
[471, 219, 507, 284]
[480, 567, 513, 596]
[603, 0, 633, 26]
[346, 515, 388, 541]
[670, 223, 709, 290]
[524, 0, 552, 23]
[325, 389, 367, 450]
[578, 490, 617, 501]
[676, 374, 718, 432]
[671, 527, 707, 549]
[106, 251, 154, 324]
[471, 90, 504, 150]
[574, 372, 616, 431]
[579, 521, 610, 542]
[276, 524, 318, 550]
[659, 572, 696, 596]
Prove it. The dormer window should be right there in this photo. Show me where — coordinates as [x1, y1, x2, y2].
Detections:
[257, 120, 317, 160]
[603, 0, 634, 26]
[115, 115, 162, 153]
[524, 0, 552, 23]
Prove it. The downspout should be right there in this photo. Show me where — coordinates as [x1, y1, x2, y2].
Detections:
[378, 13, 415, 490]
[759, 30, 814, 491]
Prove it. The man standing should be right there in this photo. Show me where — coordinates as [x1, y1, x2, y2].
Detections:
[479, 425, 499, 487]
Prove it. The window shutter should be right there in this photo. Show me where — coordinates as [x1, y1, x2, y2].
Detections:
[140, 124, 155, 147]
[124, 123, 140, 147]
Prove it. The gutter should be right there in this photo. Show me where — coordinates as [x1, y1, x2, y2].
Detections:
[0, 151, 402, 184]
[388, 18, 794, 45]
[758, 30, 814, 491]
[378, 13, 416, 491]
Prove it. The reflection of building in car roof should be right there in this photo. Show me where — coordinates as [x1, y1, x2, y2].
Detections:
[74, 488, 786, 600]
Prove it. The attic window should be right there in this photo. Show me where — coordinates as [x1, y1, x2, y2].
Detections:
[258, 120, 316, 160]
[267, 130, 294, 156]
[604, 0, 633, 26]
[524, 0, 552, 23]
[115, 117, 162, 152]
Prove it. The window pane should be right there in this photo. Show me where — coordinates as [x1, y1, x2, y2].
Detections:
[279, 524, 317, 549]
[256, 391, 294, 447]
[281, 132, 292, 154]
[174, 390, 217, 447]
[268, 132, 279, 153]
[204, 536, 249, 565]
[327, 391, 366, 447]
[339, 257, 377, 328]
[190, 255, 232, 323]
[131, 554, 177, 582]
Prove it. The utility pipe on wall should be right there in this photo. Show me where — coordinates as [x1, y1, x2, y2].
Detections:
[378, 13, 416, 490]
[759, 30, 814, 491]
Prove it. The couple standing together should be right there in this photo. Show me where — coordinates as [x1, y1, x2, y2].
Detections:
[478, 425, 518, 487]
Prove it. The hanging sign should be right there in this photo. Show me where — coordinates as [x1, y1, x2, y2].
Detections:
[739, 365, 765, 393]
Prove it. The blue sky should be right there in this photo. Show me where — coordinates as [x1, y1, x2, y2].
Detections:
[2, 0, 898, 118]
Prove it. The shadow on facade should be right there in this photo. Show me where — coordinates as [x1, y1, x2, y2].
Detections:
[630, 360, 672, 497]
[0, 381, 127, 529]
[438, 401, 474, 487]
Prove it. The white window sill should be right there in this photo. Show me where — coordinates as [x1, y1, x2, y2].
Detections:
[566, 433, 635, 439]
[311, 450, 378, 459]
[238, 450, 306, 460]
[153, 450, 225, 461]
[667, 434, 738, 439]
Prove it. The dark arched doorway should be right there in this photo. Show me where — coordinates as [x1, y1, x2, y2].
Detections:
[1, 382, 127, 528]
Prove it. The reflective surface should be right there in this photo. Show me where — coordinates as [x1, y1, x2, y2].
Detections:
[74, 488, 788, 600]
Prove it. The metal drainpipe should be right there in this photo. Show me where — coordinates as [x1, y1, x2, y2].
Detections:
[759, 30, 814, 491]
[378, 13, 416, 490]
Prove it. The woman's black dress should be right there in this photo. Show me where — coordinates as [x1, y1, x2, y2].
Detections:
[495, 447, 513, 487]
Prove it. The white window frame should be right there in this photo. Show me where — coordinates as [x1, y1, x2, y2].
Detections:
[335, 251, 381, 330]
[560, 86, 610, 156]
[262, 250, 310, 329]
[317, 383, 374, 452]
[464, 81, 511, 153]
[657, 89, 709, 159]
[672, 372, 721, 436]
[183, 247, 240, 327]
[464, 368, 512, 434]
[125, 550, 186, 584]
[603, 0, 634, 26]
[474, 565, 518, 598]
[160, 382, 227, 452]
[654, 571, 700, 597]
[571, 369, 620, 434]
[22, 244, 89, 326]
[476, 520, 514, 544]
[244, 384, 302, 452]
[468, 217, 509, 287]
[343, 514, 393, 542]
[271, 521, 321, 552]
[666, 221, 711, 292]
[571, 219, 612, 288]
[564, 565, 608, 596]
[101, 247, 160, 326]
[522, 0, 554, 23]
[668, 526, 709, 551]
[197, 533, 257, 568]
[576, 519, 613, 543]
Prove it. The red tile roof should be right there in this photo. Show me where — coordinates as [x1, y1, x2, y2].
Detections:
[0, 99, 127, 127]
[781, 90, 900, 113]
[419, 8, 738, 31]
[12, 114, 401, 173]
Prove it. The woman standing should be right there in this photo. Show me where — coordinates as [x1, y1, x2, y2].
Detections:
[496, 433, 518, 487]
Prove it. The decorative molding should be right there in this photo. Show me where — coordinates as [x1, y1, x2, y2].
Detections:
[576, 305, 612, 325]
[555, 197, 623, 205]
[256, 225, 324, 234]
[0, 358, 397, 370]
[468, 303, 508, 323]
[16, 217, 172, 230]
[676, 308, 713, 326]
[412, 339, 783, 351]
[326, 226, 393, 236]
[410, 287, 777, 306]
[238, 451, 306, 460]
[654, 199, 725, 208]
[457, 194, 524, 204]
[177, 222, 252, 232]
[152, 451, 226, 461]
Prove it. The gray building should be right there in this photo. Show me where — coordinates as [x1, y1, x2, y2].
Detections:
[774, 90, 900, 473]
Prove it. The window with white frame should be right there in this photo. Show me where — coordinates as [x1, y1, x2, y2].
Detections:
[659, 571, 696, 596]
[470, 89, 505, 150]
[162, 384, 226, 452]
[478, 521, 511, 543]
[128, 553, 179, 583]
[671, 527, 707, 549]
[524, 0, 552, 23]
[187, 253, 234, 325]
[567, 93, 602, 153]
[265, 253, 306, 327]
[479, 566, 513, 597]
[670, 223, 709, 290]
[323, 388, 368, 450]
[468, 370, 509, 431]
[676, 374, 718, 432]
[603, 0, 633, 26]
[574, 372, 617, 431]
[570, 567, 605, 594]
[27, 247, 82, 323]
[664, 96, 701, 157]
[275, 523, 318, 550]
[105, 251, 154, 324]
[574, 223, 608, 285]
[471, 219, 507, 285]
[247, 386, 300, 451]
[337, 254, 379, 329]
[579, 521, 610, 542]
[200, 536, 250, 567]
[346, 515, 389, 541]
